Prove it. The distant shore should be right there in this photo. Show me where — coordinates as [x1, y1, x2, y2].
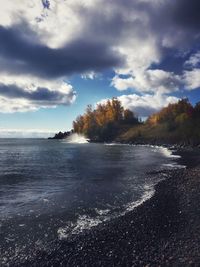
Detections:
[48, 131, 200, 149]
[20, 147, 200, 266]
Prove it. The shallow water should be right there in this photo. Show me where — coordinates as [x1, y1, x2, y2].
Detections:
[0, 139, 182, 265]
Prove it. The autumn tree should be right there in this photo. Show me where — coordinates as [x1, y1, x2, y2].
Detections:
[72, 98, 139, 141]
[148, 99, 193, 127]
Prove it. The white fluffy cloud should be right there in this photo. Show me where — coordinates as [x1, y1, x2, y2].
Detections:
[183, 69, 200, 90]
[118, 93, 179, 117]
[0, 0, 83, 48]
[184, 51, 200, 68]
[0, 74, 73, 94]
[98, 93, 179, 118]
[0, 0, 83, 112]
[0, 73, 76, 112]
[0, 0, 200, 114]
[112, 70, 182, 93]
[182, 52, 200, 90]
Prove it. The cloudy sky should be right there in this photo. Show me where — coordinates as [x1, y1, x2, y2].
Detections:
[0, 0, 200, 137]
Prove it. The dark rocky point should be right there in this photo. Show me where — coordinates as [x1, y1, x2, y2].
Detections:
[48, 130, 73, 140]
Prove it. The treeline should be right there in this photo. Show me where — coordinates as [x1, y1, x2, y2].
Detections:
[120, 99, 200, 145]
[49, 98, 200, 145]
[147, 98, 194, 126]
[73, 98, 139, 141]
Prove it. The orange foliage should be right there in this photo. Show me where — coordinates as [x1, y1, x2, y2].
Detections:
[147, 99, 193, 126]
[73, 98, 138, 139]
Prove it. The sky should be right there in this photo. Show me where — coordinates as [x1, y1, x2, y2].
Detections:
[0, 0, 200, 137]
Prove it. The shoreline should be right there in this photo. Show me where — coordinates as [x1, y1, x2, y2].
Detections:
[20, 147, 200, 267]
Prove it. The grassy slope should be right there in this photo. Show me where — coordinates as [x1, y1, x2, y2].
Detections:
[117, 120, 200, 145]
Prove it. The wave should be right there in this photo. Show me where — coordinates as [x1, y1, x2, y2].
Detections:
[104, 143, 128, 146]
[57, 215, 104, 240]
[158, 146, 181, 158]
[57, 157, 185, 241]
[62, 133, 89, 144]
[104, 143, 181, 159]
[124, 184, 155, 212]
[57, 144, 184, 241]
[57, 183, 155, 241]
[162, 163, 186, 169]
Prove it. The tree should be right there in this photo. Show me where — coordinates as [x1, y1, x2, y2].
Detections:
[124, 109, 135, 123]
[194, 101, 200, 116]
[73, 99, 139, 141]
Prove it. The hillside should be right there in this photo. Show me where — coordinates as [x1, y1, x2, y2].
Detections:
[118, 99, 200, 146]
[73, 98, 200, 146]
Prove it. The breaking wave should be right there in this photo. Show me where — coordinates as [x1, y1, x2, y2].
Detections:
[57, 183, 155, 241]
[64, 133, 89, 144]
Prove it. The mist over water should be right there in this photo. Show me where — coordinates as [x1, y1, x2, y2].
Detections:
[0, 139, 182, 265]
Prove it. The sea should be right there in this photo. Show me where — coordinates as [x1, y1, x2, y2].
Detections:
[0, 135, 184, 265]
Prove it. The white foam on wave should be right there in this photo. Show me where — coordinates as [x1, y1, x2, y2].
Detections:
[95, 208, 110, 215]
[57, 184, 156, 241]
[105, 143, 181, 159]
[57, 145, 184, 241]
[125, 184, 155, 212]
[150, 146, 186, 171]
[162, 163, 186, 169]
[159, 147, 181, 158]
[63, 133, 89, 144]
[130, 144, 181, 159]
[104, 143, 128, 146]
[57, 215, 104, 240]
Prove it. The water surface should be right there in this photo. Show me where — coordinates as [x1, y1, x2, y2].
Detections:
[0, 138, 181, 265]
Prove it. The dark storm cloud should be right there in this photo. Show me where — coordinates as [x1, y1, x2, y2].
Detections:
[74, 0, 200, 75]
[0, 0, 200, 80]
[0, 83, 75, 105]
[80, 0, 200, 39]
[0, 24, 123, 79]
[152, 0, 200, 73]
[148, 0, 200, 46]
[171, 0, 200, 30]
